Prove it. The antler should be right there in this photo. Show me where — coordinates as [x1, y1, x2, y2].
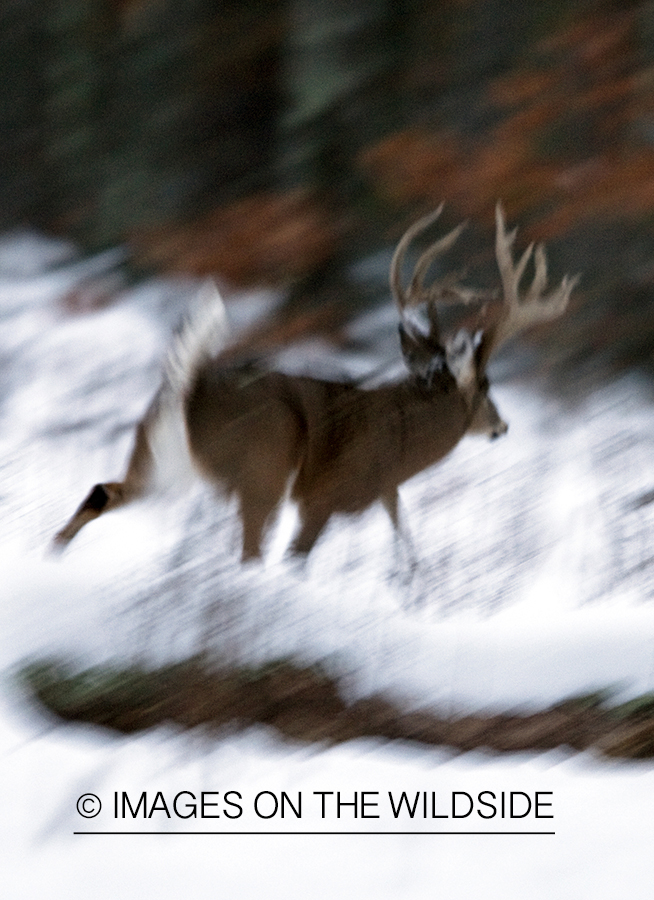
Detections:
[389, 204, 477, 313]
[475, 203, 579, 371]
[389, 202, 578, 385]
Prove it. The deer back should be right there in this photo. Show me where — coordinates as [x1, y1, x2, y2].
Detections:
[186, 357, 470, 519]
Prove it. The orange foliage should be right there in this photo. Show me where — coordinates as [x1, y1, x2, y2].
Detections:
[131, 191, 339, 287]
[361, 4, 654, 241]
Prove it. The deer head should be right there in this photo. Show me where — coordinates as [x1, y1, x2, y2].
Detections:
[390, 202, 578, 440]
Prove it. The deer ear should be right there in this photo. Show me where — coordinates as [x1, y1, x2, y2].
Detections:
[399, 320, 427, 362]
[400, 322, 448, 387]
[398, 321, 414, 355]
[399, 321, 425, 365]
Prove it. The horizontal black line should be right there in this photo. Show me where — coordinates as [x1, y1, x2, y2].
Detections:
[75, 830, 556, 836]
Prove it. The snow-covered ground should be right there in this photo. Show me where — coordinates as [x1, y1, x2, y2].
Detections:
[1, 230, 654, 897]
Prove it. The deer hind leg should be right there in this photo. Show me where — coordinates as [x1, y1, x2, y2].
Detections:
[52, 419, 153, 551]
[229, 404, 304, 563]
[381, 490, 420, 586]
[52, 480, 127, 549]
[238, 483, 289, 562]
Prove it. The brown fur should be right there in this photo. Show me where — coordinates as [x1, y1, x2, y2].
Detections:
[53, 204, 574, 564]
[185, 362, 471, 559]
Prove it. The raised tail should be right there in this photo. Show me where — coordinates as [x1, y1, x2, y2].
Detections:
[52, 279, 231, 552]
[139, 279, 231, 492]
[163, 279, 231, 397]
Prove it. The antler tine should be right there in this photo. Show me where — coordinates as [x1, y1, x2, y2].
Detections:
[408, 221, 467, 303]
[390, 203, 445, 311]
[477, 203, 579, 369]
[390, 203, 478, 314]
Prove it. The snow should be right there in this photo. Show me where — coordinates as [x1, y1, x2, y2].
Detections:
[1, 231, 654, 897]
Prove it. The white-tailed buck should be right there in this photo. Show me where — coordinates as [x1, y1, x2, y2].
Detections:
[53, 204, 577, 562]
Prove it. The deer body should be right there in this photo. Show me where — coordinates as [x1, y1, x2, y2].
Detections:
[53, 205, 577, 563]
[185, 361, 471, 558]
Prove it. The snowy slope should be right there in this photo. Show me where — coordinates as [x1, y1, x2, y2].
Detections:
[1, 230, 654, 898]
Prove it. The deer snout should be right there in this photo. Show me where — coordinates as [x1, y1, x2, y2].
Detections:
[485, 409, 508, 440]
[490, 419, 508, 440]
[466, 393, 508, 440]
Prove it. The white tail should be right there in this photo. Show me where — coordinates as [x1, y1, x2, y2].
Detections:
[53, 204, 577, 562]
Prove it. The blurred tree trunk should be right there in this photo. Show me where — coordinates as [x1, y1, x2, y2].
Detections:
[0, 1, 48, 229]
[32, 0, 286, 250]
[42, 0, 115, 246]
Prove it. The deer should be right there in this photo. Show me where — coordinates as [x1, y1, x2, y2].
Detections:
[52, 204, 577, 566]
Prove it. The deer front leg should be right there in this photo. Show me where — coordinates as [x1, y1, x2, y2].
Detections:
[237, 449, 300, 562]
[288, 501, 333, 558]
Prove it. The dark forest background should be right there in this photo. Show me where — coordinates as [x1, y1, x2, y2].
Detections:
[2, 0, 654, 391]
